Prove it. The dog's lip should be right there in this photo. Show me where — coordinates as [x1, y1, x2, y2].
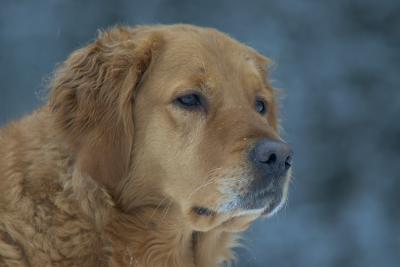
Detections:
[261, 192, 285, 216]
[192, 205, 265, 218]
[241, 188, 282, 209]
[191, 189, 284, 218]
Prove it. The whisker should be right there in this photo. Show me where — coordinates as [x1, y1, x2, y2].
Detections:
[161, 198, 173, 223]
[187, 176, 220, 200]
[147, 196, 168, 224]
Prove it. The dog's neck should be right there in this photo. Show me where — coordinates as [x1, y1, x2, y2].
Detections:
[107, 202, 236, 267]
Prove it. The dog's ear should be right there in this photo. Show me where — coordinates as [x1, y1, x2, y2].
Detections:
[49, 27, 163, 191]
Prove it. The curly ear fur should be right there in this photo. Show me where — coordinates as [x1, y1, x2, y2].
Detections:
[49, 27, 163, 192]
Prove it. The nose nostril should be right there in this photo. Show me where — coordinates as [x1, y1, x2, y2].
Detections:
[285, 155, 292, 169]
[265, 153, 277, 164]
[251, 139, 293, 172]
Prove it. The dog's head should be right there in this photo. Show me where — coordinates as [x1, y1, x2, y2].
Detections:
[50, 25, 293, 232]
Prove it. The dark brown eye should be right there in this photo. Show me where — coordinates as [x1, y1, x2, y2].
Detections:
[174, 92, 204, 111]
[255, 99, 267, 114]
[177, 94, 201, 106]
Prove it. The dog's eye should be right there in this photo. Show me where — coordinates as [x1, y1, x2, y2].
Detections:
[255, 99, 267, 114]
[175, 93, 203, 109]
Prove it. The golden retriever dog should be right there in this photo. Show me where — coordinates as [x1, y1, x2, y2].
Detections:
[0, 24, 293, 267]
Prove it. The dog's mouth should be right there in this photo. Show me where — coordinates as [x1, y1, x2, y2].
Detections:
[189, 189, 285, 229]
[192, 206, 216, 217]
[186, 173, 290, 232]
[189, 192, 285, 232]
[243, 189, 284, 215]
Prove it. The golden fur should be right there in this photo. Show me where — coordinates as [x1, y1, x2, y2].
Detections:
[0, 25, 288, 266]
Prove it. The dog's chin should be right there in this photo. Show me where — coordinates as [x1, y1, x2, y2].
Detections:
[218, 188, 285, 216]
[186, 190, 286, 232]
[186, 207, 260, 233]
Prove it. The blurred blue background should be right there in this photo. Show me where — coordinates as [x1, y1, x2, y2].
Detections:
[1, 0, 399, 266]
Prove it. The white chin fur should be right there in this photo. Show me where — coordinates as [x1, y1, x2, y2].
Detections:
[233, 207, 266, 217]
[264, 197, 286, 218]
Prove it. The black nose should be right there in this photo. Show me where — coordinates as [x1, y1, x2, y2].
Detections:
[250, 139, 293, 180]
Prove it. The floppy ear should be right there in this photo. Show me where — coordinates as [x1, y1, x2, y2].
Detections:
[49, 27, 163, 192]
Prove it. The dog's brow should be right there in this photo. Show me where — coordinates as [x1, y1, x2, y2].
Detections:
[191, 67, 212, 91]
[257, 86, 274, 100]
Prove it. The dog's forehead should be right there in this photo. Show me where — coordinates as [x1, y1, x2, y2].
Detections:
[163, 29, 260, 72]
[156, 28, 270, 98]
